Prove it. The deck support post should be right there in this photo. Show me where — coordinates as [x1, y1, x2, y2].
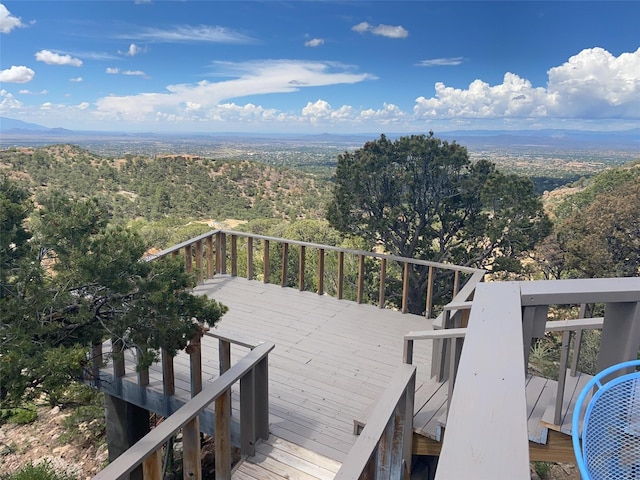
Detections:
[104, 395, 151, 480]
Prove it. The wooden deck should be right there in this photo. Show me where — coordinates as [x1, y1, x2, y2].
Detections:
[101, 274, 434, 466]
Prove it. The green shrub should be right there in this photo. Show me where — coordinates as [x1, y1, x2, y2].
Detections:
[0, 407, 37, 425]
[1, 461, 77, 480]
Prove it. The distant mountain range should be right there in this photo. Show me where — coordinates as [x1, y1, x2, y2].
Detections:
[1, 116, 638, 149]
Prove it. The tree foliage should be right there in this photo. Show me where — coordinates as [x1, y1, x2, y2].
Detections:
[557, 176, 640, 278]
[327, 134, 551, 312]
[0, 182, 227, 407]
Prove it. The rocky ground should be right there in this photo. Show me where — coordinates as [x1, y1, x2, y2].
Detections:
[0, 405, 108, 479]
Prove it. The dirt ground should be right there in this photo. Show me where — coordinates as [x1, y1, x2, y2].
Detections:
[0, 405, 107, 479]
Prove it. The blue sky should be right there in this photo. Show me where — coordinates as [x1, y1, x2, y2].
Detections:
[1, 1, 639, 134]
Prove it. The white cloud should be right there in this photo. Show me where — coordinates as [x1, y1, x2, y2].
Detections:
[414, 47, 640, 120]
[95, 59, 375, 121]
[0, 65, 35, 83]
[352, 21, 408, 39]
[106, 67, 120, 74]
[120, 43, 146, 56]
[0, 89, 24, 112]
[305, 38, 324, 48]
[69, 77, 84, 82]
[125, 25, 255, 44]
[122, 70, 146, 76]
[35, 50, 82, 67]
[416, 57, 465, 67]
[0, 3, 24, 33]
[546, 47, 640, 118]
[18, 89, 47, 95]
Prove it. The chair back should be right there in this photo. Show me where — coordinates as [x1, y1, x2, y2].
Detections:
[572, 359, 640, 479]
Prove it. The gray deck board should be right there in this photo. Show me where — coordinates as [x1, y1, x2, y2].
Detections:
[100, 275, 434, 463]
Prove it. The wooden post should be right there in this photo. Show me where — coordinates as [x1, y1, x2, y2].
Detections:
[356, 254, 365, 304]
[183, 417, 202, 480]
[401, 263, 409, 314]
[337, 251, 344, 300]
[142, 450, 163, 480]
[161, 348, 175, 397]
[425, 266, 434, 318]
[554, 330, 571, 425]
[263, 239, 270, 283]
[216, 338, 232, 478]
[317, 248, 325, 295]
[378, 258, 386, 308]
[255, 356, 270, 440]
[247, 237, 254, 280]
[188, 330, 203, 397]
[206, 235, 214, 279]
[137, 349, 149, 387]
[281, 243, 289, 287]
[299, 245, 306, 291]
[231, 235, 238, 277]
[219, 339, 231, 375]
[195, 240, 203, 283]
[240, 367, 256, 456]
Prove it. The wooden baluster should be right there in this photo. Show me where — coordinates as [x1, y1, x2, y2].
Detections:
[206, 235, 214, 279]
[247, 237, 254, 280]
[263, 239, 270, 283]
[356, 254, 365, 304]
[215, 232, 222, 274]
[281, 243, 289, 287]
[161, 348, 175, 397]
[194, 239, 203, 284]
[217, 339, 232, 479]
[401, 262, 409, 314]
[231, 235, 238, 277]
[317, 248, 324, 295]
[219, 232, 227, 274]
[425, 265, 434, 318]
[378, 258, 387, 308]
[453, 270, 460, 297]
[299, 245, 306, 291]
[337, 251, 344, 300]
[137, 348, 149, 387]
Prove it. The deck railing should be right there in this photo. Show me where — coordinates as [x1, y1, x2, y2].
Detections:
[147, 229, 484, 318]
[92, 339, 274, 480]
[404, 277, 640, 433]
[334, 364, 416, 480]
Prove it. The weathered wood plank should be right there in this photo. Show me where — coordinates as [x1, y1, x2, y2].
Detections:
[435, 282, 530, 480]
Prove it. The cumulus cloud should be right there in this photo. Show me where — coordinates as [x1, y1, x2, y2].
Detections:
[414, 47, 640, 120]
[416, 57, 465, 67]
[352, 21, 408, 39]
[95, 59, 375, 121]
[123, 25, 255, 44]
[35, 50, 82, 66]
[304, 38, 324, 48]
[106, 67, 120, 74]
[0, 3, 24, 33]
[0, 65, 35, 83]
[69, 77, 83, 82]
[120, 43, 146, 56]
[0, 89, 24, 112]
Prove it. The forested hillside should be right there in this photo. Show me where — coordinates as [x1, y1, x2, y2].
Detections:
[0, 144, 330, 225]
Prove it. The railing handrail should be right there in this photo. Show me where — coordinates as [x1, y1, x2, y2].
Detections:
[92, 341, 274, 480]
[149, 228, 484, 274]
[334, 363, 416, 480]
